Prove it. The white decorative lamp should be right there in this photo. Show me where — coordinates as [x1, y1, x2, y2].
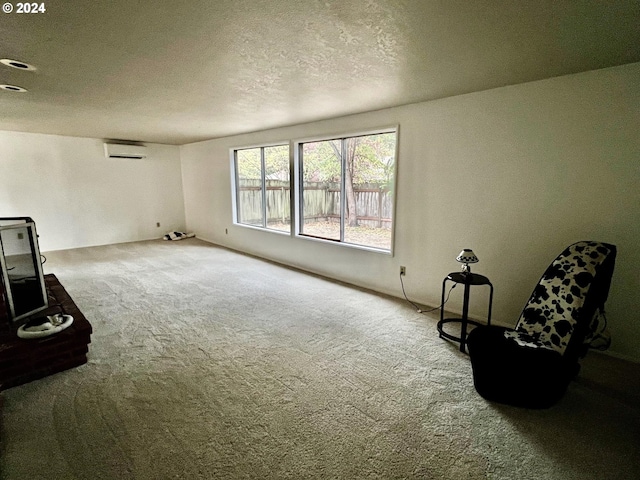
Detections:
[456, 249, 479, 274]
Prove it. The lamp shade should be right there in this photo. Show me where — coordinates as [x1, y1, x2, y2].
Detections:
[456, 249, 479, 264]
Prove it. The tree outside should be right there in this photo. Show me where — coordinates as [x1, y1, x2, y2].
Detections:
[300, 132, 395, 249]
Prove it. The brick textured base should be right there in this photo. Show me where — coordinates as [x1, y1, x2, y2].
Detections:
[0, 274, 92, 390]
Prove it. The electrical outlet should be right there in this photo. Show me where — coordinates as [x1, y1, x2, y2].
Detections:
[156, 222, 160, 228]
[400, 266, 406, 276]
[17, 232, 24, 240]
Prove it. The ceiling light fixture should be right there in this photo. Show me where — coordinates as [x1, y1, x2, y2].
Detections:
[0, 84, 28, 92]
[0, 58, 37, 71]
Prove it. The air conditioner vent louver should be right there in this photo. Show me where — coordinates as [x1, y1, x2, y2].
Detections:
[104, 143, 147, 159]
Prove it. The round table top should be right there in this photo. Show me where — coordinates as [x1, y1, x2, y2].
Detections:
[446, 272, 492, 285]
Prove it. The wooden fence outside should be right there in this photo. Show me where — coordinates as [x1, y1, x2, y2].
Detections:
[237, 180, 393, 228]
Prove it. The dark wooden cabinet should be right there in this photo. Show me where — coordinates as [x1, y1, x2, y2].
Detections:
[0, 274, 92, 390]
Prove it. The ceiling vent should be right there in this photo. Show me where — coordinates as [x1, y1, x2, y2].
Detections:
[104, 143, 147, 159]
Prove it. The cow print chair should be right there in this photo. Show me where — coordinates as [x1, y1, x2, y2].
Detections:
[467, 241, 616, 408]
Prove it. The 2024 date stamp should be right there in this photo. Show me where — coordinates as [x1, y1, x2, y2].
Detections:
[3, 2, 47, 14]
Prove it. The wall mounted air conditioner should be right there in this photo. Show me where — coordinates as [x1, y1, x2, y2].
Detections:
[104, 143, 147, 159]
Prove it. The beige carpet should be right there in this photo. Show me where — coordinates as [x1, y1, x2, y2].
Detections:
[1, 238, 638, 479]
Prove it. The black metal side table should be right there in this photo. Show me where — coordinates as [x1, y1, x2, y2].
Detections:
[437, 272, 493, 353]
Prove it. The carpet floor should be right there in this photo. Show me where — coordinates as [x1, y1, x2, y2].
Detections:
[1, 238, 638, 479]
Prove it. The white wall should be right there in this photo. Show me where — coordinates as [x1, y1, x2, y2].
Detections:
[181, 62, 640, 362]
[0, 131, 185, 251]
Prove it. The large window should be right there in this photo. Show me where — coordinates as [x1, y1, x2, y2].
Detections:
[233, 144, 290, 232]
[231, 130, 397, 253]
[296, 130, 396, 251]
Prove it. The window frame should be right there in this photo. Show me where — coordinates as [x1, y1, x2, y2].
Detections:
[293, 126, 399, 255]
[229, 127, 399, 256]
[230, 141, 293, 234]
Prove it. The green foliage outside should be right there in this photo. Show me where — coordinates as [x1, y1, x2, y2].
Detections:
[236, 132, 395, 189]
[301, 133, 395, 190]
[236, 144, 289, 182]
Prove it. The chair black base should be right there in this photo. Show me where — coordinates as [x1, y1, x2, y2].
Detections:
[467, 326, 578, 409]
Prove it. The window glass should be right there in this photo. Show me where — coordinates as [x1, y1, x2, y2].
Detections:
[235, 148, 263, 227]
[298, 131, 396, 251]
[300, 140, 341, 241]
[264, 145, 290, 233]
[232, 130, 396, 253]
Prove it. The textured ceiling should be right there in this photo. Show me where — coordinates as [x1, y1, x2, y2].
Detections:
[1, 0, 639, 145]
